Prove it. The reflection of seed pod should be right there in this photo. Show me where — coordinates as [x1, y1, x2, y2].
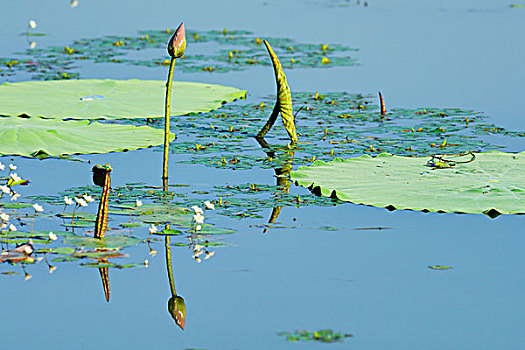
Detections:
[168, 295, 186, 330]
[92, 164, 112, 187]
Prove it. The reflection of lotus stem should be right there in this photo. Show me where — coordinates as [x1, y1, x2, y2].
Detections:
[165, 236, 176, 296]
[94, 170, 111, 239]
[98, 266, 110, 302]
[163, 57, 176, 191]
[70, 204, 78, 226]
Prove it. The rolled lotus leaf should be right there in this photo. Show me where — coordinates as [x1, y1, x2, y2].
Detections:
[256, 40, 297, 144]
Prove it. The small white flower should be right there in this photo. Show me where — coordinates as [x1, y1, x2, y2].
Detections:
[29, 20, 37, 29]
[64, 196, 74, 205]
[29, 41, 36, 49]
[10, 192, 21, 201]
[195, 224, 202, 231]
[10, 173, 22, 183]
[195, 256, 202, 263]
[25, 274, 33, 281]
[135, 199, 143, 207]
[49, 232, 57, 241]
[1, 223, 6, 230]
[149, 249, 157, 257]
[9, 164, 16, 171]
[49, 265, 57, 273]
[71, 0, 79, 8]
[0, 162, 4, 171]
[204, 251, 215, 260]
[75, 197, 87, 207]
[32, 203, 44, 212]
[0, 185, 10, 194]
[204, 200, 215, 210]
[148, 224, 158, 234]
[0, 212, 9, 221]
[193, 213, 204, 224]
[191, 205, 204, 215]
[144, 259, 149, 267]
[82, 195, 94, 203]
[9, 224, 17, 231]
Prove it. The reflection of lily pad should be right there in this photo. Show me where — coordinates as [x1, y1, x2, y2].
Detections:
[0, 116, 172, 157]
[291, 151, 525, 216]
[0, 79, 246, 120]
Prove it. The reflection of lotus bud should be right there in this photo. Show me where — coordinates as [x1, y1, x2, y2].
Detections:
[92, 164, 112, 187]
[167, 22, 186, 58]
[168, 296, 186, 330]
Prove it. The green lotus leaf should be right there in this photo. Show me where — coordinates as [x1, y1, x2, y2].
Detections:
[291, 151, 525, 216]
[0, 116, 173, 157]
[0, 79, 246, 120]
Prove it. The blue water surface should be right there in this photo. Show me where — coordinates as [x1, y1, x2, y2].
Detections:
[1, 0, 524, 349]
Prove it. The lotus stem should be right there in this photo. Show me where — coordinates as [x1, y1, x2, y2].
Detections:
[379, 91, 386, 116]
[256, 100, 280, 140]
[163, 57, 176, 191]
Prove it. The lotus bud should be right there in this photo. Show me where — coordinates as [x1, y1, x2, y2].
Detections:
[92, 164, 112, 187]
[167, 22, 186, 58]
[168, 295, 186, 330]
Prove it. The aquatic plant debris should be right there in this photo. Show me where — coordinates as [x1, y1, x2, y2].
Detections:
[0, 79, 246, 120]
[0, 29, 358, 80]
[278, 329, 353, 343]
[0, 116, 173, 157]
[291, 151, 525, 216]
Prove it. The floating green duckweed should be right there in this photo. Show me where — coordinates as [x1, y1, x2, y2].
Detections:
[1, 29, 358, 80]
[119, 91, 524, 171]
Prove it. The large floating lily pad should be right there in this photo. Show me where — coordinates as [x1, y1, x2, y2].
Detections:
[291, 151, 525, 216]
[0, 79, 246, 120]
[0, 116, 173, 157]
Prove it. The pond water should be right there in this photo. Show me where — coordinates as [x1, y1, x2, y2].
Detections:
[1, 0, 524, 349]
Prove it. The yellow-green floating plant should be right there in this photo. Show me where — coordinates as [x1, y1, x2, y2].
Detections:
[256, 40, 298, 144]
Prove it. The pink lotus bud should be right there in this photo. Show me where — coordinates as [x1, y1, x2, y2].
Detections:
[167, 22, 186, 58]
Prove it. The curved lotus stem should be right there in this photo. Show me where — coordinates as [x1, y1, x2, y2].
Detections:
[92, 164, 112, 239]
[378, 91, 386, 116]
[163, 22, 186, 191]
[256, 40, 298, 144]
